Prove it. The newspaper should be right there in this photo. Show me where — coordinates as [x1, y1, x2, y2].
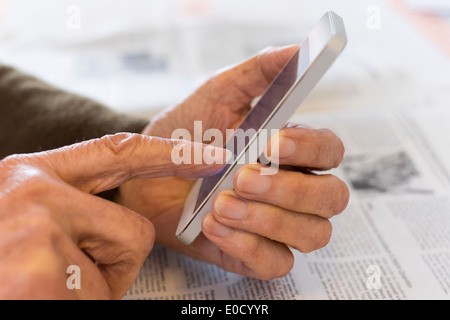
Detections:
[118, 0, 450, 301]
[1, 0, 448, 300]
[123, 106, 450, 300]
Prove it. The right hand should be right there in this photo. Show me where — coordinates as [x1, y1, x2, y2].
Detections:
[119, 46, 349, 280]
[0, 133, 224, 299]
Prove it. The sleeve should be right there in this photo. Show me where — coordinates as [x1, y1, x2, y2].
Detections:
[0, 64, 149, 159]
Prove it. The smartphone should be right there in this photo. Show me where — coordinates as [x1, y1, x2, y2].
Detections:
[176, 11, 347, 245]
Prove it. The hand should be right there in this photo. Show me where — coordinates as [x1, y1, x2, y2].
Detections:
[119, 45, 349, 280]
[0, 133, 224, 299]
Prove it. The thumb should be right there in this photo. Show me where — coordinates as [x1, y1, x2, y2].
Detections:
[37, 133, 229, 194]
[213, 44, 299, 113]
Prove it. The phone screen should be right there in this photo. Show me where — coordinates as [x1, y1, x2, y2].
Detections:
[194, 48, 301, 212]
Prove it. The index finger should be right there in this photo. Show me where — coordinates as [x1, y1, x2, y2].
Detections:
[33, 133, 229, 195]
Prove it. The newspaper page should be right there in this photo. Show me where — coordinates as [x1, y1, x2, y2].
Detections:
[123, 105, 450, 300]
[288, 106, 450, 300]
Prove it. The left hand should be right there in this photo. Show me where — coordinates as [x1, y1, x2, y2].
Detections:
[119, 45, 349, 280]
[0, 133, 224, 299]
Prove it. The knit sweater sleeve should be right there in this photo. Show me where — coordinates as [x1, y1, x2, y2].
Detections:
[0, 64, 149, 159]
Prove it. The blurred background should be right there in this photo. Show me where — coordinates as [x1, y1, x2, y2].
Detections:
[0, 0, 449, 118]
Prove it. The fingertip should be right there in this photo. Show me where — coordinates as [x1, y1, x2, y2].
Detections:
[259, 43, 299, 55]
[277, 43, 300, 55]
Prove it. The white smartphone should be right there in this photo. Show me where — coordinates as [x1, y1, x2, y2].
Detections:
[176, 11, 347, 245]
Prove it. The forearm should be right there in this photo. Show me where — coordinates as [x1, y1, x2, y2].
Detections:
[0, 64, 148, 159]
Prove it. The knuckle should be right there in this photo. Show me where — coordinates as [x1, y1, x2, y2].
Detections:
[289, 176, 309, 209]
[124, 213, 155, 259]
[3, 167, 59, 204]
[0, 154, 35, 175]
[299, 219, 332, 253]
[0, 246, 68, 299]
[244, 235, 264, 257]
[97, 208, 155, 266]
[21, 209, 65, 244]
[99, 132, 143, 156]
[254, 269, 273, 281]
[277, 255, 294, 278]
[1, 154, 23, 166]
[137, 217, 155, 255]
[237, 237, 270, 272]
[254, 249, 294, 281]
[258, 262, 291, 281]
[248, 205, 283, 236]
[23, 176, 61, 203]
[289, 126, 311, 143]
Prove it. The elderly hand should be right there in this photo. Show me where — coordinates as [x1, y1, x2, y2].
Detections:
[119, 45, 349, 280]
[0, 133, 224, 299]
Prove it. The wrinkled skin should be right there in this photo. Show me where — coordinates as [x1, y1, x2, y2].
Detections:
[119, 45, 350, 280]
[0, 134, 225, 299]
[0, 45, 348, 300]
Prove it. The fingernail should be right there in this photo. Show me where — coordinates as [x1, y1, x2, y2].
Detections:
[214, 195, 248, 220]
[236, 168, 270, 194]
[203, 214, 231, 237]
[268, 135, 296, 161]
